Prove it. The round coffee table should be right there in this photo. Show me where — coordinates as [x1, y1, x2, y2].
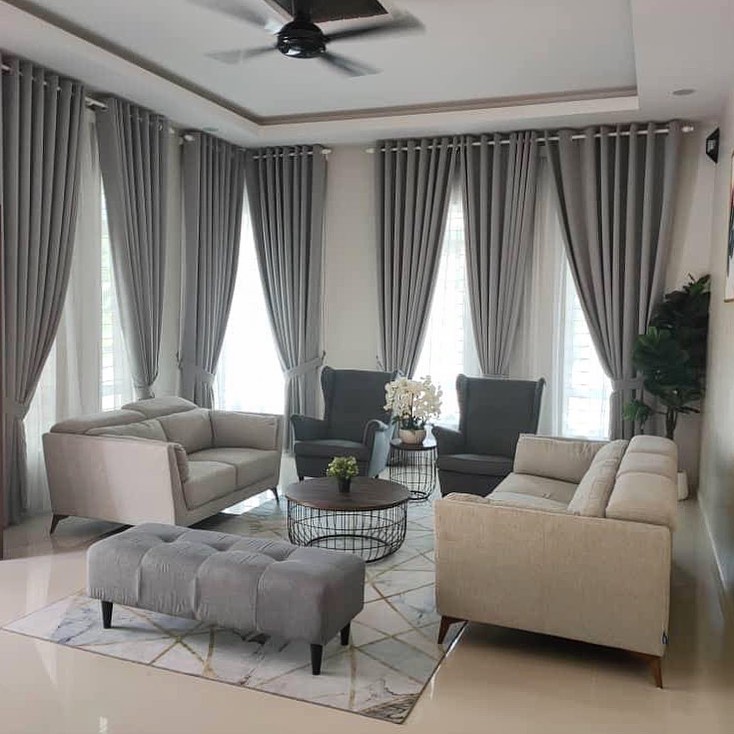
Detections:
[284, 477, 410, 563]
[389, 435, 437, 501]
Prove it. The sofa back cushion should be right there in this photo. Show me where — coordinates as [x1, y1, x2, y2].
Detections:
[606, 435, 678, 529]
[513, 434, 607, 484]
[49, 409, 146, 435]
[210, 411, 281, 451]
[122, 396, 198, 419]
[87, 418, 167, 442]
[566, 440, 628, 517]
[158, 409, 213, 453]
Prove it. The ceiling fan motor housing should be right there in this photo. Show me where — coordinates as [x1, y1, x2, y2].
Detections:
[277, 18, 327, 58]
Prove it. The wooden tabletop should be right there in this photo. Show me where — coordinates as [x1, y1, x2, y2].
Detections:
[285, 477, 410, 511]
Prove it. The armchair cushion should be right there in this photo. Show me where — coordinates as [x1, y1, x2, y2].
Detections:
[437, 453, 514, 478]
[158, 409, 213, 454]
[293, 439, 369, 461]
[210, 411, 281, 451]
[189, 448, 279, 487]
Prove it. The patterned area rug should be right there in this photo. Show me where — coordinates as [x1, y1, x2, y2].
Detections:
[3, 497, 461, 724]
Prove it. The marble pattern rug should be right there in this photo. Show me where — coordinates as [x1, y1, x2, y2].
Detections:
[3, 497, 462, 724]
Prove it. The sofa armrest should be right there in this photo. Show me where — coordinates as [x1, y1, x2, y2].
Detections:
[435, 495, 672, 656]
[433, 425, 465, 455]
[290, 414, 328, 441]
[43, 433, 180, 525]
[210, 411, 283, 451]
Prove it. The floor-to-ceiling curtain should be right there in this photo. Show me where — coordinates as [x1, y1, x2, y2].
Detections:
[546, 121, 683, 439]
[96, 98, 168, 399]
[1, 57, 85, 525]
[377, 137, 458, 375]
[180, 132, 246, 408]
[461, 132, 540, 377]
[245, 146, 326, 447]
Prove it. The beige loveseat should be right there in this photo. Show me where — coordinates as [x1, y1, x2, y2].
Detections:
[43, 397, 283, 531]
[435, 434, 678, 686]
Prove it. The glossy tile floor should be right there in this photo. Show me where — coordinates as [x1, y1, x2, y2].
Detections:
[1, 464, 732, 733]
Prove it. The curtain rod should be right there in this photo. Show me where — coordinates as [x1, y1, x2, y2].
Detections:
[1, 62, 107, 109]
[365, 124, 695, 153]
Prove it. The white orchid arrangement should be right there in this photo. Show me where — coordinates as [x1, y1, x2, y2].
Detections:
[384, 376, 442, 430]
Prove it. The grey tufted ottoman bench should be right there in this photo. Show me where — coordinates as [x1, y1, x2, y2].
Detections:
[87, 523, 365, 675]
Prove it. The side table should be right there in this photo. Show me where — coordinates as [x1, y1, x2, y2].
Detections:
[388, 435, 437, 501]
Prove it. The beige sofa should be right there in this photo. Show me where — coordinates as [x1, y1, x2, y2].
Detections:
[435, 433, 678, 686]
[43, 396, 283, 532]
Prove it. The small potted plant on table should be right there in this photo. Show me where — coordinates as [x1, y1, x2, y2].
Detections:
[326, 456, 359, 493]
[384, 376, 442, 445]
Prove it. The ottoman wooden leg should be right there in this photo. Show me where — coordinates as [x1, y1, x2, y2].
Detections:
[437, 615, 463, 644]
[101, 601, 113, 629]
[340, 623, 350, 646]
[50, 514, 67, 535]
[310, 644, 323, 675]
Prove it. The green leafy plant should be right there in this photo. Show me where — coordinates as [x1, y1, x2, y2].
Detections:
[624, 274, 711, 440]
[326, 456, 359, 480]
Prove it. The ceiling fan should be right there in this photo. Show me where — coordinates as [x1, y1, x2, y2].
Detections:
[195, 0, 423, 76]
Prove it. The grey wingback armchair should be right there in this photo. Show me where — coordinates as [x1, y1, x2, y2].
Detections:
[291, 367, 398, 479]
[433, 375, 545, 496]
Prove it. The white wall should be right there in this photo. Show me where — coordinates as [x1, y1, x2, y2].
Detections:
[322, 146, 381, 371]
[699, 91, 734, 599]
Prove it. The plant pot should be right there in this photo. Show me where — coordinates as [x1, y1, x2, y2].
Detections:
[399, 428, 426, 445]
[337, 477, 351, 494]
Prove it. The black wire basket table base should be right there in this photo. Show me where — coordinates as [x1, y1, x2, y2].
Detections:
[284, 478, 410, 563]
[389, 437, 438, 502]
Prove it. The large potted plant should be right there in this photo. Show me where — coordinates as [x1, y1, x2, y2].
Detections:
[624, 274, 711, 496]
[384, 376, 442, 445]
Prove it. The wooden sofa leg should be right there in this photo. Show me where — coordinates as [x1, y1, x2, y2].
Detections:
[49, 514, 67, 534]
[298, 475, 304, 481]
[270, 487, 279, 503]
[101, 601, 113, 629]
[310, 644, 323, 675]
[340, 623, 350, 646]
[437, 615, 463, 644]
[631, 652, 663, 688]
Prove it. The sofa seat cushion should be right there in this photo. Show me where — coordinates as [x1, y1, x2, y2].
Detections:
[189, 448, 279, 487]
[437, 453, 514, 478]
[495, 472, 577, 504]
[87, 418, 167, 442]
[293, 439, 369, 460]
[182, 461, 237, 509]
[122, 396, 198, 419]
[158, 408, 213, 453]
[488, 490, 569, 513]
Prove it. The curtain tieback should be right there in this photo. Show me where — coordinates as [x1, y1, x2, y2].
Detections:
[611, 377, 643, 392]
[3, 398, 29, 419]
[179, 361, 215, 386]
[285, 353, 324, 381]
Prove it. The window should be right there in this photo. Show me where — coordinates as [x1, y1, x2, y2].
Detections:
[414, 191, 479, 426]
[214, 204, 284, 414]
[100, 189, 134, 410]
[559, 265, 612, 439]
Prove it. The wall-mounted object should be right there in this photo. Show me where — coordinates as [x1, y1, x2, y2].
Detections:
[706, 128, 720, 163]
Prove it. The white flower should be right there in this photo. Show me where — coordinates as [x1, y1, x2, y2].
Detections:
[384, 375, 442, 429]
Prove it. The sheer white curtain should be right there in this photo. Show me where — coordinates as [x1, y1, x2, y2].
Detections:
[415, 189, 479, 427]
[214, 201, 284, 414]
[24, 113, 133, 516]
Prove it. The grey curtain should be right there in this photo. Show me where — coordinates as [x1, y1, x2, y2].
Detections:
[96, 98, 168, 399]
[180, 132, 246, 407]
[461, 132, 540, 376]
[377, 137, 458, 375]
[546, 121, 683, 439]
[1, 57, 85, 524]
[245, 146, 326, 446]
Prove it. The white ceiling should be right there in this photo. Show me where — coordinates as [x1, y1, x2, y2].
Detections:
[0, 0, 732, 145]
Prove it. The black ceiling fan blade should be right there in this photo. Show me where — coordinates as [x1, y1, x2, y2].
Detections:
[207, 46, 276, 64]
[319, 51, 378, 77]
[189, 0, 274, 31]
[325, 12, 423, 43]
